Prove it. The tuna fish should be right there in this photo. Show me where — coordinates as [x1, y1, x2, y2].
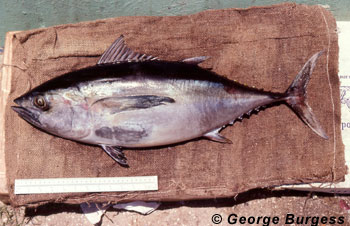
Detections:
[12, 36, 327, 166]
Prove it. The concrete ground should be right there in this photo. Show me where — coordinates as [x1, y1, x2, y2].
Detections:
[1, 189, 350, 226]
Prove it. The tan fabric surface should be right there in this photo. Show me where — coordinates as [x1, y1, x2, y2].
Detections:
[4, 3, 344, 207]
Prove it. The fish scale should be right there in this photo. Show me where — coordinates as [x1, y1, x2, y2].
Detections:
[12, 36, 328, 167]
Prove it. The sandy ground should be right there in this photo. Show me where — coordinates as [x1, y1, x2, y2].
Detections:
[2, 189, 350, 226]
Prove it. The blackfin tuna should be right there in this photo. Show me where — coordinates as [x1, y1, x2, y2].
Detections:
[12, 36, 327, 166]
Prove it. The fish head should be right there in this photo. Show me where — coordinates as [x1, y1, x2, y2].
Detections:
[12, 90, 89, 139]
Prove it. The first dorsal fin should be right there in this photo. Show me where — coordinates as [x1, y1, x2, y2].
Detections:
[97, 35, 159, 65]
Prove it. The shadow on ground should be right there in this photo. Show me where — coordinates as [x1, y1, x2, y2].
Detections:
[24, 188, 345, 217]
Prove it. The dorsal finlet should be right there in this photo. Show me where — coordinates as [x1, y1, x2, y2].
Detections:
[97, 35, 159, 65]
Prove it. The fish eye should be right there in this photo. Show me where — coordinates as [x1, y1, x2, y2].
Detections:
[34, 96, 49, 111]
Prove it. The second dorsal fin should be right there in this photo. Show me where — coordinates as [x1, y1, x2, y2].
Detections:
[182, 56, 209, 65]
[97, 35, 159, 65]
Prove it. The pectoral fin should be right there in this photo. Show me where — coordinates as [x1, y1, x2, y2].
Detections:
[203, 128, 232, 144]
[100, 145, 128, 167]
[92, 95, 175, 114]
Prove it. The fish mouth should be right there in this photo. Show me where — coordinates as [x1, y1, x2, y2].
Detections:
[13, 97, 22, 105]
[11, 106, 41, 126]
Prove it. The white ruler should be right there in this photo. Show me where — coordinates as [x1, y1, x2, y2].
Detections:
[14, 176, 158, 194]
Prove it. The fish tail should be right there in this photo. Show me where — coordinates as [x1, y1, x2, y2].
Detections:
[284, 51, 328, 139]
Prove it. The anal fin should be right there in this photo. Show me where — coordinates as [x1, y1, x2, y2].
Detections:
[203, 128, 232, 144]
[100, 145, 129, 167]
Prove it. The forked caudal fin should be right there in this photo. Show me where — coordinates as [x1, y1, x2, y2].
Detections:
[285, 51, 328, 139]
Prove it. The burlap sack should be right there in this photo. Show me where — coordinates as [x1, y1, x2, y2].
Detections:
[4, 3, 344, 207]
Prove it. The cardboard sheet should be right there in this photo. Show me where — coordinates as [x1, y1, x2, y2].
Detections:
[2, 3, 345, 206]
